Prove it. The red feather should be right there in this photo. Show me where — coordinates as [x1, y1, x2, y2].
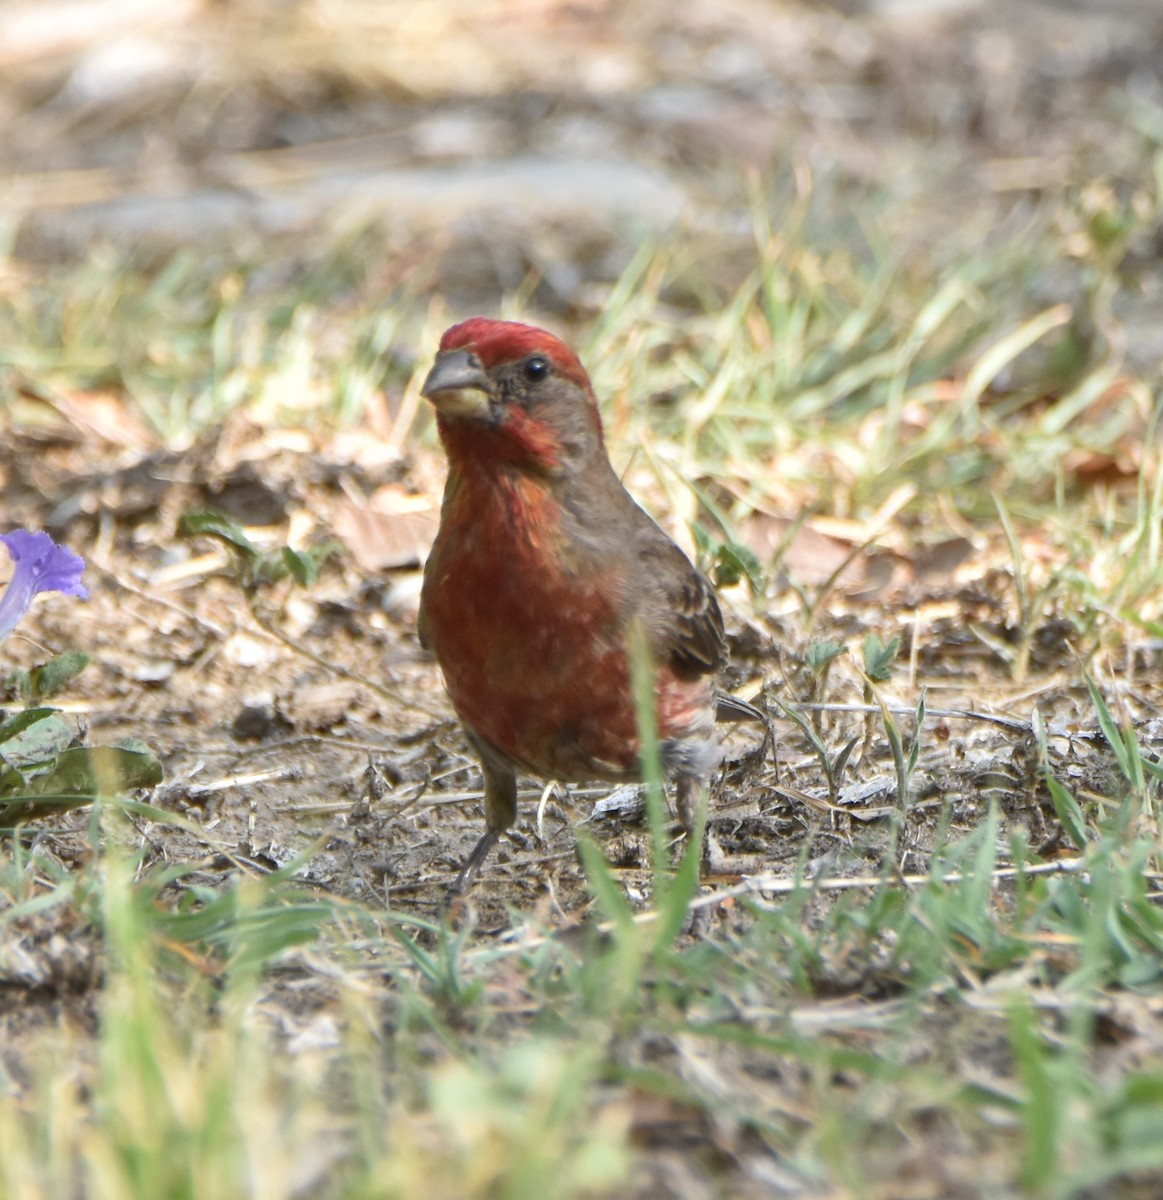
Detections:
[439, 317, 591, 389]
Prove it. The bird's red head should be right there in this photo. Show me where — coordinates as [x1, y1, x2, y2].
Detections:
[438, 318, 592, 392]
[424, 318, 605, 474]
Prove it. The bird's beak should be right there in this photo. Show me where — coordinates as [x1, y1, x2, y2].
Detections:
[420, 349, 493, 418]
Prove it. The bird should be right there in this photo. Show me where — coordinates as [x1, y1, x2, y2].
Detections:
[418, 317, 762, 893]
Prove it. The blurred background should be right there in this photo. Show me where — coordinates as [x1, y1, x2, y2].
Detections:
[3, 0, 1161, 343]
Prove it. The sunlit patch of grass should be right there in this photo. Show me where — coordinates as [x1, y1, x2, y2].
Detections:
[0, 228, 431, 443]
[564, 165, 1163, 688]
[595, 188, 1154, 531]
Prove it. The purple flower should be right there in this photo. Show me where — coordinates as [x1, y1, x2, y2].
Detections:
[0, 530, 88, 644]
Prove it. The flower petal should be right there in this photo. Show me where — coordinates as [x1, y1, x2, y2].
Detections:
[0, 530, 88, 644]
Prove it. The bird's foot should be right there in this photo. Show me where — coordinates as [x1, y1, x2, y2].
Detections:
[443, 829, 501, 908]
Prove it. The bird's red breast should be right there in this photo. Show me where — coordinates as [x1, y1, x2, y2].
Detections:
[422, 466, 644, 779]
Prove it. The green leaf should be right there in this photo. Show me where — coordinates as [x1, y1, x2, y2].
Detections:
[806, 640, 845, 671]
[906, 689, 926, 774]
[712, 541, 764, 594]
[282, 546, 319, 587]
[0, 707, 63, 745]
[0, 792, 97, 823]
[27, 741, 164, 797]
[882, 709, 902, 757]
[1010, 1001, 1059, 1190]
[863, 633, 900, 682]
[1046, 776, 1087, 848]
[0, 762, 26, 797]
[25, 651, 91, 700]
[0, 712, 73, 771]
[178, 510, 259, 559]
[281, 542, 343, 589]
[1086, 674, 1132, 781]
[768, 695, 831, 767]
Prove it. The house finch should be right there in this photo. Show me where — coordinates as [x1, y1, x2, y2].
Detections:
[419, 318, 760, 892]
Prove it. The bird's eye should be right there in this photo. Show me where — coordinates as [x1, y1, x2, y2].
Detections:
[523, 355, 550, 382]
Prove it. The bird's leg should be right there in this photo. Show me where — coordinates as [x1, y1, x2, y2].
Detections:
[447, 732, 518, 900]
[449, 829, 501, 896]
[673, 772, 708, 837]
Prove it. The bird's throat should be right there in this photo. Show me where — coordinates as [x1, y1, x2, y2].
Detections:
[438, 407, 563, 475]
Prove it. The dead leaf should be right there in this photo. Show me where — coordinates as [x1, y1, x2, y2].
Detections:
[908, 537, 975, 586]
[286, 680, 364, 731]
[1063, 446, 1140, 487]
[45, 389, 157, 450]
[334, 485, 439, 571]
[739, 512, 900, 598]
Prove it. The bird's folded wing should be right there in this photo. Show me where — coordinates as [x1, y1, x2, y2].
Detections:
[634, 540, 727, 679]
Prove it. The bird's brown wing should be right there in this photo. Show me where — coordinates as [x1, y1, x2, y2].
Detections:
[558, 457, 727, 680]
[635, 538, 727, 680]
